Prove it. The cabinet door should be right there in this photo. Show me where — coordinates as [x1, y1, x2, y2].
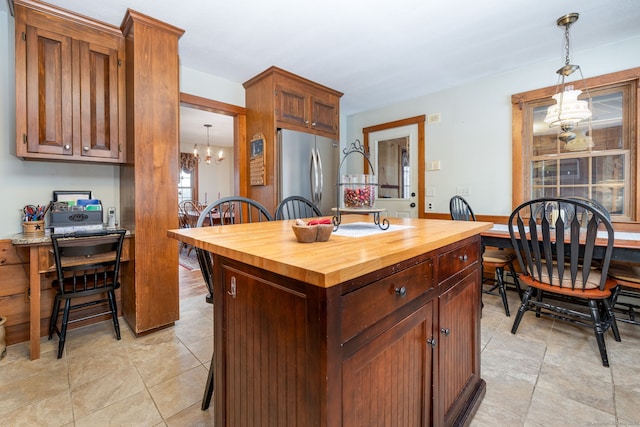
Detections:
[24, 25, 73, 156]
[276, 85, 308, 128]
[437, 271, 481, 426]
[222, 266, 313, 426]
[343, 302, 434, 427]
[310, 95, 338, 136]
[78, 41, 121, 160]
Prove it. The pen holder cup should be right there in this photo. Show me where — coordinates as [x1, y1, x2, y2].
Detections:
[22, 220, 45, 236]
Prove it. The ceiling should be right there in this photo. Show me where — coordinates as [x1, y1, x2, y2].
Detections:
[6, 0, 640, 146]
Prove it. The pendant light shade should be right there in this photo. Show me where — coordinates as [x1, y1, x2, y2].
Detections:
[544, 87, 592, 127]
[544, 13, 593, 135]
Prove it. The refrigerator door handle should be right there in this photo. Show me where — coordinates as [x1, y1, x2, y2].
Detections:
[316, 147, 324, 206]
[310, 148, 319, 204]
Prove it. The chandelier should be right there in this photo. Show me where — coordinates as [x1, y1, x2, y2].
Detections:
[543, 13, 593, 149]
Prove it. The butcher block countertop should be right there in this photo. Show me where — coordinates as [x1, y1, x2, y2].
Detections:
[167, 215, 493, 288]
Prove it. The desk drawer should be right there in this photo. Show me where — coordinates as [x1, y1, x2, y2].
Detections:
[437, 240, 478, 284]
[341, 260, 434, 343]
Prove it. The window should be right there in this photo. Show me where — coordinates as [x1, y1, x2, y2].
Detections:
[512, 68, 640, 222]
[179, 152, 199, 203]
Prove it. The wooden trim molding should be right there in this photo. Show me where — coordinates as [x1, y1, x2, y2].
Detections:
[512, 67, 640, 231]
[362, 115, 426, 218]
[179, 93, 248, 197]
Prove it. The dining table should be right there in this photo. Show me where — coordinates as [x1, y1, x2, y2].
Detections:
[481, 224, 640, 263]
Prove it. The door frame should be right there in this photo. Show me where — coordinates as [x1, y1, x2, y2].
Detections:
[179, 93, 248, 196]
[363, 115, 426, 218]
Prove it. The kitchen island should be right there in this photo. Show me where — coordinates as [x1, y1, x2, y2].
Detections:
[168, 215, 492, 426]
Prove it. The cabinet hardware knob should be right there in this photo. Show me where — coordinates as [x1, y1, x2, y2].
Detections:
[83, 146, 89, 151]
[394, 286, 407, 297]
[441, 328, 450, 336]
[410, 202, 416, 208]
[427, 337, 437, 348]
[228, 276, 237, 298]
[64, 144, 70, 150]
[458, 254, 468, 261]
[311, 122, 316, 126]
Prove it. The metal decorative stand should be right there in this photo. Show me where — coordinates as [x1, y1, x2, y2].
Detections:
[333, 140, 389, 230]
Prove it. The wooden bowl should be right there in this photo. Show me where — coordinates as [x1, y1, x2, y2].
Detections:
[292, 224, 317, 243]
[292, 223, 333, 243]
[315, 224, 333, 242]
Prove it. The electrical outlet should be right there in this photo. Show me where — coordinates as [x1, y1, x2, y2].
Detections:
[427, 202, 434, 211]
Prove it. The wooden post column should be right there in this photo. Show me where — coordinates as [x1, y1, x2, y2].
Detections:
[120, 11, 184, 334]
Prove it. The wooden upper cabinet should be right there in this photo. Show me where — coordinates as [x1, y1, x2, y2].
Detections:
[275, 83, 340, 137]
[14, 0, 125, 163]
[246, 66, 342, 140]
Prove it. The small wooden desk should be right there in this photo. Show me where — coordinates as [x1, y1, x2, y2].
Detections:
[11, 233, 130, 360]
[482, 224, 640, 263]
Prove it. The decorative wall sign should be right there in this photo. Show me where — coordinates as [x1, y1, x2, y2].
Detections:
[250, 133, 266, 186]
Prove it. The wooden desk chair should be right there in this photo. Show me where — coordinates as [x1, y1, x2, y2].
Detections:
[195, 196, 273, 410]
[449, 195, 521, 316]
[509, 198, 620, 367]
[274, 195, 322, 220]
[48, 230, 126, 359]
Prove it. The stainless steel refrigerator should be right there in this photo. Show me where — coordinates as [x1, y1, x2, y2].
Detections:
[277, 129, 339, 215]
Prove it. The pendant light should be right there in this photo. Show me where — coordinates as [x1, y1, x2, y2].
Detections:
[543, 13, 594, 148]
[204, 124, 212, 165]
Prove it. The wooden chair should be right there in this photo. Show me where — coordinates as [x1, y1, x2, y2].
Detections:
[509, 198, 620, 367]
[179, 200, 203, 255]
[562, 197, 640, 326]
[195, 196, 273, 410]
[608, 263, 640, 326]
[48, 230, 126, 359]
[449, 195, 521, 316]
[274, 195, 322, 220]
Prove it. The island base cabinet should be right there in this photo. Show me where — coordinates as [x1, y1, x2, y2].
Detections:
[438, 270, 484, 426]
[213, 235, 484, 426]
[343, 302, 434, 426]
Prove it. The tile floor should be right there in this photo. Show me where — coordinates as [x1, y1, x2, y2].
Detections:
[0, 284, 639, 426]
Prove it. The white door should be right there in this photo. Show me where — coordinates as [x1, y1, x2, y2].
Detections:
[369, 124, 419, 218]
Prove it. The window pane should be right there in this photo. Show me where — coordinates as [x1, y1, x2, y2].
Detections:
[592, 154, 625, 184]
[559, 158, 588, 185]
[532, 159, 557, 185]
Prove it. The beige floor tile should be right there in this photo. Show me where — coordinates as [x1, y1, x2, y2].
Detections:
[165, 401, 214, 426]
[0, 367, 69, 416]
[134, 341, 202, 388]
[71, 364, 146, 419]
[536, 363, 615, 415]
[0, 390, 74, 426]
[185, 334, 214, 365]
[614, 385, 640, 424]
[75, 389, 163, 427]
[125, 329, 182, 365]
[148, 365, 209, 419]
[469, 398, 524, 427]
[526, 382, 616, 426]
[0, 350, 67, 387]
[67, 346, 133, 388]
[481, 371, 534, 417]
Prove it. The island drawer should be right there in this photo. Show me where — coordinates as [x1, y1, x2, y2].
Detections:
[341, 260, 434, 343]
[437, 239, 479, 284]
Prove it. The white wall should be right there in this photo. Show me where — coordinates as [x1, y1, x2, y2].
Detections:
[345, 36, 640, 217]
